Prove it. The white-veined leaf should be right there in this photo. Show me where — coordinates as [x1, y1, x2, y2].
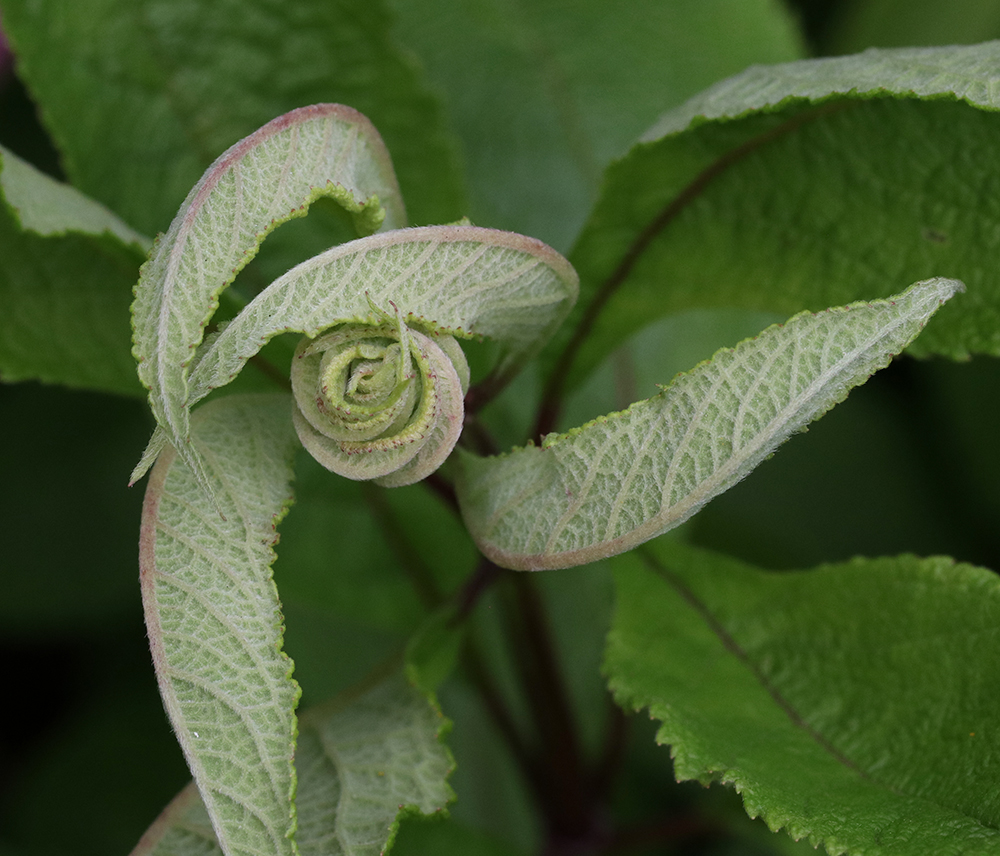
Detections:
[130, 671, 454, 856]
[140, 394, 300, 856]
[457, 278, 961, 570]
[131, 104, 406, 488]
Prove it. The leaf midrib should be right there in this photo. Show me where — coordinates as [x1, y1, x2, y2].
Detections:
[637, 546, 869, 778]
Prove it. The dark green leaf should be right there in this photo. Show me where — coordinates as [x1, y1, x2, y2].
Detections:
[0, 0, 465, 234]
[563, 42, 1000, 389]
[828, 0, 1000, 54]
[606, 537, 1000, 855]
[0, 145, 147, 395]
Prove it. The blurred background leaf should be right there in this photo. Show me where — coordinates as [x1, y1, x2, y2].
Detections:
[386, 0, 803, 251]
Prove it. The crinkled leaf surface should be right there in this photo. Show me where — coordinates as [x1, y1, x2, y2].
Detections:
[0, 0, 464, 234]
[130, 671, 454, 856]
[457, 278, 960, 570]
[187, 225, 578, 402]
[0, 145, 149, 394]
[563, 41, 1000, 388]
[131, 103, 406, 486]
[140, 394, 300, 856]
[140, 222, 577, 492]
[386, 0, 802, 251]
[605, 537, 1000, 855]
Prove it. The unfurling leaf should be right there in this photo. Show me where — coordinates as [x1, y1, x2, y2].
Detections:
[130, 103, 407, 488]
[291, 312, 469, 486]
[130, 105, 578, 495]
[130, 671, 454, 856]
[457, 278, 962, 570]
[140, 394, 300, 856]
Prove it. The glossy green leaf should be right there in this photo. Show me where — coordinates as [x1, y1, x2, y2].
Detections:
[139, 394, 300, 856]
[0, 145, 149, 394]
[131, 670, 454, 856]
[605, 537, 1000, 855]
[458, 278, 960, 570]
[0, 0, 464, 234]
[563, 41, 1000, 389]
[387, 0, 802, 251]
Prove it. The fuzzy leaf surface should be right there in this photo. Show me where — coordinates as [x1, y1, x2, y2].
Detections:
[140, 394, 300, 856]
[0, 0, 463, 234]
[605, 538, 1000, 855]
[564, 41, 1000, 388]
[130, 671, 454, 856]
[457, 278, 960, 570]
[187, 225, 577, 400]
[0, 145, 149, 394]
[145, 224, 577, 491]
[131, 104, 405, 481]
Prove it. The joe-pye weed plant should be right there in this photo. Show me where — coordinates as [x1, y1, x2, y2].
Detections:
[2, 3, 1000, 855]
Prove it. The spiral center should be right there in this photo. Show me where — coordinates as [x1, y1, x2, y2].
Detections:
[291, 316, 469, 487]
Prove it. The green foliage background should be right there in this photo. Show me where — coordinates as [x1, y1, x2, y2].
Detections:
[2, 1, 1000, 854]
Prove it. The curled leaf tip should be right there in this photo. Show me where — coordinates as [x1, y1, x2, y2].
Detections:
[291, 317, 469, 487]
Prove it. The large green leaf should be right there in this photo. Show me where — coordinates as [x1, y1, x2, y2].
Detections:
[0, 145, 149, 394]
[139, 394, 300, 856]
[387, 0, 802, 251]
[562, 41, 1000, 390]
[457, 278, 960, 570]
[605, 537, 1000, 855]
[130, 670, 454, 856]
[0, 0, 464, 234]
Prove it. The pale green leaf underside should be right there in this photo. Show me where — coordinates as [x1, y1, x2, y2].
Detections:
[140, 394, 300, 856]
[130, 672, 454, 856]
[605, 539, 1000, 855]
[139, 224, 578, 489]
[565, 41, 1000, 387]
[188, 225, 578, 400]
[132, 104, 406, 488]
[643, 42, 1000, 142]
[457, 278, 960, 570]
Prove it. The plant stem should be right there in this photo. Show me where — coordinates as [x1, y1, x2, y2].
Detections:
[499, 574, 601, 847]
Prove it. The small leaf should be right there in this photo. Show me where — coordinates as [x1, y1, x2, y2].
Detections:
[605, 538, 1000, 855]
[290, 319, 467, 487]
[1, 144, 149, 246]
[130, 671, 454, 856]
[131, 104, 406, 488]
[140, 394, 300, 856]
[457, 278, 960, 570]
[563, 41, 1000, 388]
[0, 145, 149, 394]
